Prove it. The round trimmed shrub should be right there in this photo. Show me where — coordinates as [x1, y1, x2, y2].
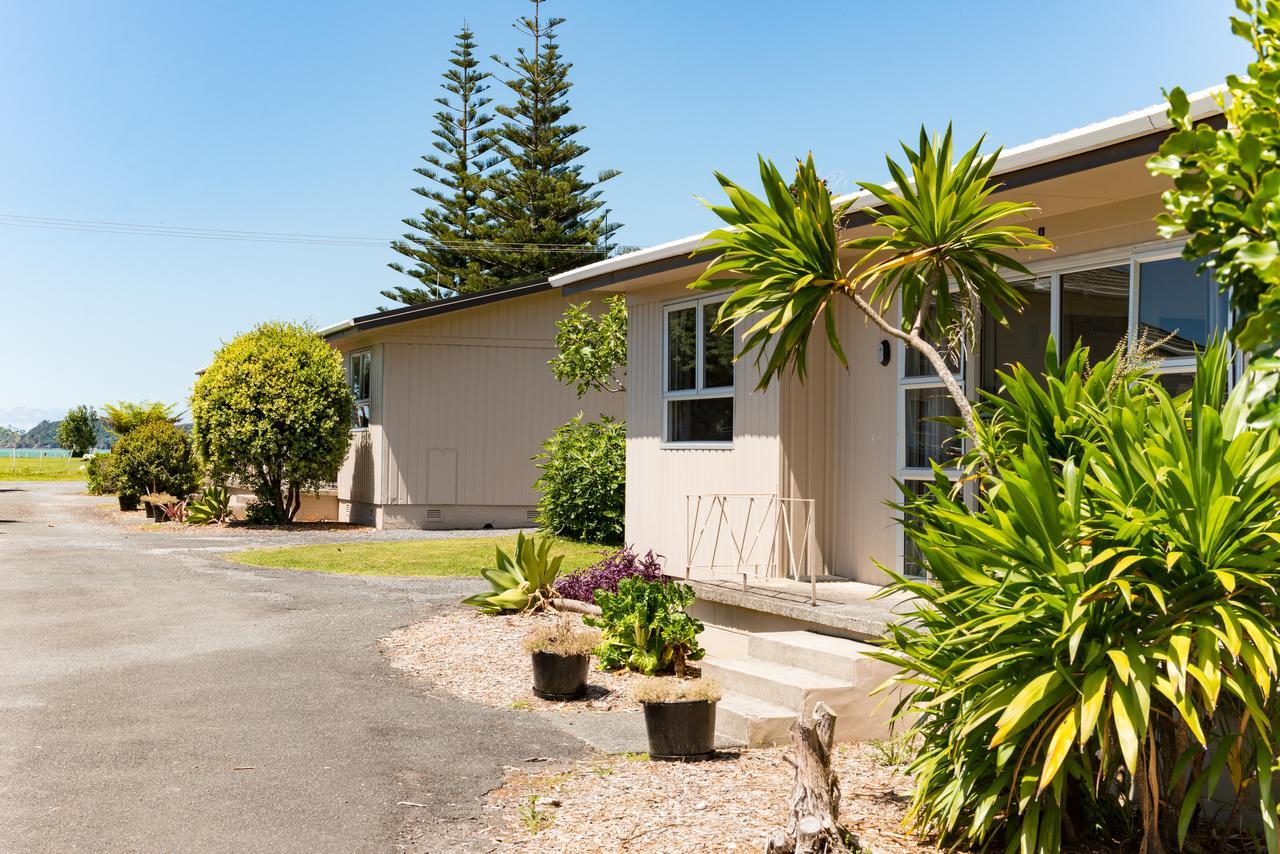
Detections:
[533, 414, 624, 545]
[112, 421, 198, 498]
[191, 322, 352, 523]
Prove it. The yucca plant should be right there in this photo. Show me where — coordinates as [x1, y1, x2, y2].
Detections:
[874, 339, 1280, 854]
[462, 532, 565, 614]
[690, 127, 1051, 446]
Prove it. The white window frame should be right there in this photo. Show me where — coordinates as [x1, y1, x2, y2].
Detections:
[348, 349, 372, 432]
[894, 237, 1231, 575]
[661, 294, 735, 449]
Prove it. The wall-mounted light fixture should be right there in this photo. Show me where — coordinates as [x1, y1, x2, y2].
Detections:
[879, 340, 891, 366]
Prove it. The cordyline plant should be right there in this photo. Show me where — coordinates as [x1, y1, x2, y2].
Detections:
[691, 127, 1052, 450]
[1149, 0, 1280, 363]
[872, 339, 1280, 854]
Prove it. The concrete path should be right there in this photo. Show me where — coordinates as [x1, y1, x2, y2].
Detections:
[0, 482, 587, 853]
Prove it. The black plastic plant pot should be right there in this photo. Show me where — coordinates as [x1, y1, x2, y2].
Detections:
[642, 700, 718, 761]
[153, 507, 169, 523]
[118, 495, 139, 512]
[530, 652, 589, 700]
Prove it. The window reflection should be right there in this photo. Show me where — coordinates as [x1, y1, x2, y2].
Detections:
[1138, 257, 1228, 358]
[1061, 265, 1130, 359]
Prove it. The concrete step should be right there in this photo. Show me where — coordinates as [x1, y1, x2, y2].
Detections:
[714, 691, 796, 747]
[747, 630, 896, 688]
[701, 656, 858, 712]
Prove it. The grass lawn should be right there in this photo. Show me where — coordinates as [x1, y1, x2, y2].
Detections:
[226, 536, 609, 578]
[0, 455, 88, 481]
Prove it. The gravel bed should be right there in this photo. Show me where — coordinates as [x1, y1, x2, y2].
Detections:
[483, 743, 931, 853]
[381, 608, 666, 713]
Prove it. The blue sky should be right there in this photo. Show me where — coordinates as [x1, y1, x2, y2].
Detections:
[0, 1, 1251, 428]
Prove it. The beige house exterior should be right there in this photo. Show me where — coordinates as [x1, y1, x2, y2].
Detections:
[320, 280, 623, 530]
[548, 88, 1230, 590]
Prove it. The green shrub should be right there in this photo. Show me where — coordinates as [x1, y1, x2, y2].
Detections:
[533, 415, 624, 545]
[85, 453, 117, 495]
[191, 322, 352, 522]
[585, 578, 704, 676]
[112, 421, 199, 499]
[875, 340, 1280, 854]
[462, 532, 564, 614]
[243, 499, 285, 526]
[186, 485, 232, 525]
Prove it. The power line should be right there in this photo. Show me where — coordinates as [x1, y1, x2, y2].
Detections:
[0, 213, 613, 254]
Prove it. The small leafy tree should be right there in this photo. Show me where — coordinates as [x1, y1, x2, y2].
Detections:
[692, 130, 1051, 452]
[57, 405, 97, 457]
[533, 414, 624, 544]
[191, 322, 353, 523]
[548, 295, 627, 395]
[112, 420, 199, 498]
[1150, 0, 1280, 361]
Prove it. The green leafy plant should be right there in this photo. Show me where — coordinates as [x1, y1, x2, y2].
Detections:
[1150, 0, 1280, 361]
[100, 401, 180, 437]
[186, 485, 233, 526]
[191, 322, 352, 522]
[533, 414, 624, 545]
[57, 405, 98, 457]
[517, 794, 554, 835]
[585, 578, 705, 676]
[462, 531, 565, 614]
[548, 295, 627, 396]
[691, 131, 1050, 451]
[873, 339, 1280, 854]
[112, 421, 199, 499]
[85, 453, 117, 495]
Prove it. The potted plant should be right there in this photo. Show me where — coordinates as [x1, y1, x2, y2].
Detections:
[523, 615, 600, 700]
[633, 677, 721, 761]
[142, 492, 176, 522]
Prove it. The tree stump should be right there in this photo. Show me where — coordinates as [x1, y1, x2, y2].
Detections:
[764, 701, 860, 854]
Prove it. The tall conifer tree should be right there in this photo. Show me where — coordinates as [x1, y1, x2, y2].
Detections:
[483, 0, 620, 285]
[385, 25, 498, 306]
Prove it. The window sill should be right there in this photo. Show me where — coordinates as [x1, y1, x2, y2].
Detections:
[660, 441, 734, 451]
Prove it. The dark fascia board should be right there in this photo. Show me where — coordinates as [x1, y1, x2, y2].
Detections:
[563, 118, 1228, 293]
[329, 278, 552, 338]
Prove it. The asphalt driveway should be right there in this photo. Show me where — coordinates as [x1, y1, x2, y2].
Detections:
[0, 482, 586, 853]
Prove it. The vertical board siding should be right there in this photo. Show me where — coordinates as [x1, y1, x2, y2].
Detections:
[364, 291, 622, 510]
[625, 283, 782, 572]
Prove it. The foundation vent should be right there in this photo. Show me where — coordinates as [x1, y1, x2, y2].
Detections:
[527, 509, 539, 521]
[426, 509, 443, 521]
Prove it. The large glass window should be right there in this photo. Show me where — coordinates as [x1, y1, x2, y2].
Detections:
[348, 350, 371, 429]
[1061, 265, 1130, 358]
[980, 278, 1053, 393]
[1137, 257, 1228, 359]
[903, 388, 961, 468]
[664, 297, 734, 444]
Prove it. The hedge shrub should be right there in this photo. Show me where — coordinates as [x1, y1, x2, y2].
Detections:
[533, 414, 624, 545]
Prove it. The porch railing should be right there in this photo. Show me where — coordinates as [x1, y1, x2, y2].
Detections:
[683, 493, 818, 605]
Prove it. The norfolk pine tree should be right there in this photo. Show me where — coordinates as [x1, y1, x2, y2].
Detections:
[385, 25, 500, 306]
[483, 0, 620, 285]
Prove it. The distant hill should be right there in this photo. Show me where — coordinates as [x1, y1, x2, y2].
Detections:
[5, 418, 117, 450]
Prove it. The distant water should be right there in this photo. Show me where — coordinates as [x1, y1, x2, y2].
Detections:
[2, 448, 106, 458]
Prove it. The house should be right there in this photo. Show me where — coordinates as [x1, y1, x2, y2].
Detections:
[318, 279, 623, 530]
[542, 90, 1231, 744]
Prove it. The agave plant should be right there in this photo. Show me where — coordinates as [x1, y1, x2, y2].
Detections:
[691, 127, 1051, 446]
[186, 485, 233, 525]
[462, 532, 565, 615]
[874, 339, 1280, 854]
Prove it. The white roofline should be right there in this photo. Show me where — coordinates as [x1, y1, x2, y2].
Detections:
[550, 86, 1226, 290]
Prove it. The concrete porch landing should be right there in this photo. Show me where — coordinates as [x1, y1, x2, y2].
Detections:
[682, 572, 912, 642]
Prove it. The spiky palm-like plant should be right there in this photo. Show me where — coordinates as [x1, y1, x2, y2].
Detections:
[691, 127, 1051, 450]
